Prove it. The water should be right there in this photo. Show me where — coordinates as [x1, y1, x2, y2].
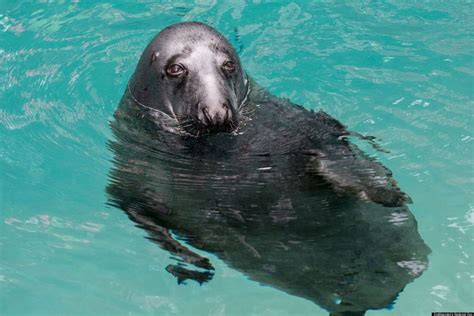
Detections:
[1, 1, 473, 315]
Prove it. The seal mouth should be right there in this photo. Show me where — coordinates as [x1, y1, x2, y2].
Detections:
[176, 115, 239, 137]
[175, 81, 252, 138]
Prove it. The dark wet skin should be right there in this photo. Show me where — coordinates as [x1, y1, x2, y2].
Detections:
[107, 22, 430, 316]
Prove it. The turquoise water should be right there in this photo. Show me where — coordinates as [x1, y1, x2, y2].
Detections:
[1, 1, 473, 315]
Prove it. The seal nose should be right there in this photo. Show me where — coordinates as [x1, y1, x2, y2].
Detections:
[201, 103, 231, 126]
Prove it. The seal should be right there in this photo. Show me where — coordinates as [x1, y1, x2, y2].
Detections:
[109, 22, 429, 316]
[116, 21, 409, 207]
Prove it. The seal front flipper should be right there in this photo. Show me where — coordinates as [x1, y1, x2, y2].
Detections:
[304, 145, 410, 207]
[126, 207, 214, 271]
[305, 111, 410, 207]
[166, 264, 214, 285]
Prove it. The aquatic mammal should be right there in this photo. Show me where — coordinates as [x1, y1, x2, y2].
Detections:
[108, 22, 429, 315]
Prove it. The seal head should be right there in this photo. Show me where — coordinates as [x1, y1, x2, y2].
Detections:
[129, 22, 248, 135]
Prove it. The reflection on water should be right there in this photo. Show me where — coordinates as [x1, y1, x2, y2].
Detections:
[107, 80, 430, 315]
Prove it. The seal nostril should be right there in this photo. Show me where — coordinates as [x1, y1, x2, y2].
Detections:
[224, 107, 229, 121]
[202, 108, 211, 124]
[200, 104, 231, 127]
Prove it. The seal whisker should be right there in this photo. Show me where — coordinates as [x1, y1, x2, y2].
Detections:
[127, 82, 181, 128]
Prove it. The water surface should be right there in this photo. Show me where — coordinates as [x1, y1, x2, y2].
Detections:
[1, 1, 473, 315]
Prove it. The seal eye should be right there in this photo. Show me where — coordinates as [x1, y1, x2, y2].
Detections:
[167, 64, 185, 77]
[222, 60, 236, 73]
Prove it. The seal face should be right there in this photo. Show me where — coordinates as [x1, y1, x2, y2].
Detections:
[129, 22, 249, 136]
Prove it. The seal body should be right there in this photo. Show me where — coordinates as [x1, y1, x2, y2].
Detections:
[108, 22, 429, 315]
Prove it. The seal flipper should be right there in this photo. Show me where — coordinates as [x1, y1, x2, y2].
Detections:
[305, 111, 410, 207]
[166, 264, 214, 285]
[305, 145, 409, 207]
[126, 208, 214, 271]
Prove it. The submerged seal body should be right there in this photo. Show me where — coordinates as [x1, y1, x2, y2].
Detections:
[108, 22, 429, 315]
